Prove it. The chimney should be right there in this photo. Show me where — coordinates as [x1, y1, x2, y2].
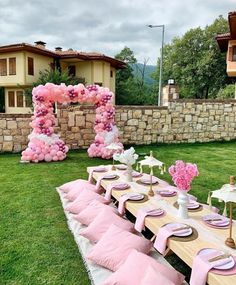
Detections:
[55, 47, 62, 52]
[34, 41, 46, 49]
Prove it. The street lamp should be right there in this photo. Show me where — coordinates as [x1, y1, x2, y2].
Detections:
[148, 24, 165, 106]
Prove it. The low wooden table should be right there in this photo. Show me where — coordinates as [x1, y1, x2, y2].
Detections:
[87, 166, 236, 285]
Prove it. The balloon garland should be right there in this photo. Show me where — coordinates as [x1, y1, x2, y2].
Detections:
[21, 83, 123, 163]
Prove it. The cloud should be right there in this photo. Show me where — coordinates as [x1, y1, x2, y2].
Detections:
[0, 0, 234, 64]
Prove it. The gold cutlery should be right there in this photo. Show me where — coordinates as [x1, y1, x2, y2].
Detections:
[172, 226, 190, 232]
[208, 253, 231, 262]
[205, 218, 222, 222]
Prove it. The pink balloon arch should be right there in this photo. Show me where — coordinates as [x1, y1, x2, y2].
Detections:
[21, 83, 123, 163]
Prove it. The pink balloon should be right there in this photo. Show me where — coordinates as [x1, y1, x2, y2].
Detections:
[45, 154, 52, 162]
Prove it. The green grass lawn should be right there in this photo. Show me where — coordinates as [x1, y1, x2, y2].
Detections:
[1, 141, 236, 285]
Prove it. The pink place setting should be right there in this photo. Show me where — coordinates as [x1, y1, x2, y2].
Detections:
[118, 193, 145, 215]
[156, 189, 177, 197]
[134, 207, 165, 232]
[139, 177, 159, 185]
[132, 171, 143, 178]
[102, 174, 119, 180]
[202, 214, 230, 229]
[116, 164, 127, 170]
[88, 166, 108, 182]
[190, 248, 236, 285]
[187, 201, 201, 210]
[92, 166, 107, 172]
[154, 223, 193, 254]
[104, 183, 131, 202]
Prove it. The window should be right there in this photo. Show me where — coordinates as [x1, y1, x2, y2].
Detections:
[16, 91, 24, 107]
[110, 70, 113, 78]
[68, 65, 76, 77]
[0, 58, 7, 76]
[94, 82, 103, 86]
[28, 57, 34, 75]
[9, 57, 16, 75]
[8, 91, 15, 107]
[233, 47, 236, 61]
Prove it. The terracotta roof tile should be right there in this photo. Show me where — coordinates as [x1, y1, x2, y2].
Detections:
[0, 43, 125, 68]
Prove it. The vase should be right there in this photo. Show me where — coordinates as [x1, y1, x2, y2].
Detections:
[177, 190, 189, 219]
[126, 164, 133, 182]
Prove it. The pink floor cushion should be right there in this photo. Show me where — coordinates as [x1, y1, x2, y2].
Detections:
[102, 249, 185, 285]
[80, 208, 134, 243]
[74, 200, 118, 226]
[65, 189, 108, 214]
[140, 265, 176, 285]
[87, 224, 152, 271]
[59, 179, 89, 193]
[64, 183, 97, 201]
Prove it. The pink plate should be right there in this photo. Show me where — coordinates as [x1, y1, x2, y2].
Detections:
[116, 165, 127, 170]
[166, 223, 193, 237]
[202, 214, 230, 229]
[125, 193, 144, 201]
[113, 183, 130, 190]
[140, 178, 158, 185]
[187, 202, 200, 209]
[132, 171, 142, 177]
[198, 248, 235, 270]
[103, 174, 118, 179]
[146, 209, 164, 216]
[157, 190, 177, 197]
[93, 167, 107, 172]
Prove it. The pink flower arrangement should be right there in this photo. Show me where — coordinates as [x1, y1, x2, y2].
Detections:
[168, 160, 199, 191]
[21, 83, 123, 163]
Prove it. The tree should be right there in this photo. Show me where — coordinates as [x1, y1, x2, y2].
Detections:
[115, 47, 156, 105]
[217, 84, 236, 98]
[153, 15, 232, 99]
[23, 67, 85, 106]
[115, 47, 137, 104]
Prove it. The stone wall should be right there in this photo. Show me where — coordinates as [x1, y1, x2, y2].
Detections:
[1, 99, 236, 152]
[0, 114, 32, 152]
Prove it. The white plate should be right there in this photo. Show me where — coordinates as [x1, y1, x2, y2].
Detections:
[198, 248, 235, 270]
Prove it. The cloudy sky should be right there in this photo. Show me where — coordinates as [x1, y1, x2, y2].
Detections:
[0, 0, 235, 64]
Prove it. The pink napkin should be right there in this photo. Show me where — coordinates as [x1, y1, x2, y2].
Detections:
[134, 207, 164, 232]
[88, 169, 95, 183]
[95, 176, 104, 191]
[190, 251, 232, 285]
[88, 167, 106, 182]
[118, 193, 144, 215]
[154, 225, 190, 254]
[105, 183, 129, 202]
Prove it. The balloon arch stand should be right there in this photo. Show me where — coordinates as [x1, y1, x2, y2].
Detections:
[21, 83, 123, 163]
